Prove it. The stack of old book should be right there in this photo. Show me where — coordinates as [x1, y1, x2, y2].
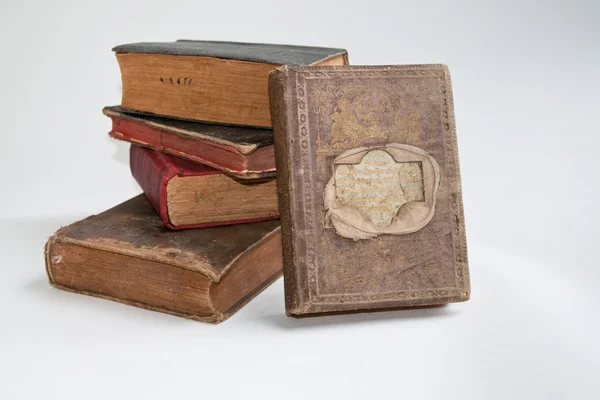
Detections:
[46, 40, 472, 323]
[45, 40, 349, 323]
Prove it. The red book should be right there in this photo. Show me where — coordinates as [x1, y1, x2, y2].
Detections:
[130, 145, 279, 230]
[104, 106, 275, 180]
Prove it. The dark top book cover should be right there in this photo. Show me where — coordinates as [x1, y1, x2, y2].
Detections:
[113, 39, 347, 66]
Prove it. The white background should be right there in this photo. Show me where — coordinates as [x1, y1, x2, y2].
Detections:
[1, 0, 598, 398]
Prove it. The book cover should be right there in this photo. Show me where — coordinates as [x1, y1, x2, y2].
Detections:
[269, 64, 470, 316]
[104, 106, 276, 180]
[113, 40, 349, 127]
[45, 195, 282, 323]
[130, 145, 279, 230]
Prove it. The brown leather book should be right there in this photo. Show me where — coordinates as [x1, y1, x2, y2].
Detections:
[44, 195, 282, 323]
[269, 64, 470, 317]
[113, 40, 349, 127]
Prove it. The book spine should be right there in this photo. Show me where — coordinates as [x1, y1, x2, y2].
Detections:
[129, 145, 179, 230]
[269, 67, 304, 315]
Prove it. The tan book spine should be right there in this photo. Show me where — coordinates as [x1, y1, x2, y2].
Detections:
[269, 67, 306, 315]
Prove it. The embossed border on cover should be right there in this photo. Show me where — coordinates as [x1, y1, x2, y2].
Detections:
[291, 65, 469, 305]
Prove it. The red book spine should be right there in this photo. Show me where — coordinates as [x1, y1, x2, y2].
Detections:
[130, 145, 180, 230]
[130, 145, 278, 230]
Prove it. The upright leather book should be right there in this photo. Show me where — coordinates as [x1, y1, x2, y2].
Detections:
[45, 195, 282, 323]
[113, 40, 349, 127]
[104, 106, 276, 180]
[130, 144, 279, 230]
[269, 64, 470, 317]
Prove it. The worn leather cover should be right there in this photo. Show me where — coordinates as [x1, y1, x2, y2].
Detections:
[104, 106, 275, 179]
[113, 40, 347, 66]
[269, 64, 470, 316]
[130, 145, 279, 230]
[47, 195, 280, 280]
[44, 195, 282, 322]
